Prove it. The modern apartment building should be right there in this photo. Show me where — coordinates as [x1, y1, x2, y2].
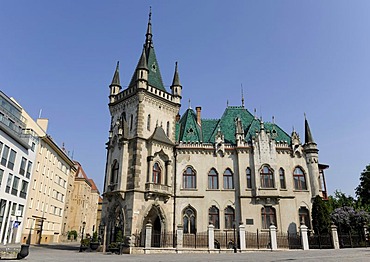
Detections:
[0, 91, 38, 244]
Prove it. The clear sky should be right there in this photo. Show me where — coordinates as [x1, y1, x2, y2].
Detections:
[1, 1, 369, 197]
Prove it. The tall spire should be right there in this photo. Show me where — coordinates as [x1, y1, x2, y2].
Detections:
[137, 48, 148, 70]
[241, 84, 245, 108]
[111, 61, 121, 87]
[171, 62, 181, 86]
[304, 114, 315, 144]
[145, 7, 153, 50]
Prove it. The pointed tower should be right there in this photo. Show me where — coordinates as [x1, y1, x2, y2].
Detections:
[170, 62, 182, 104]
[102, 9, 182, 247]
[303, 116, 321, 198]
[109, 61, 121, 103]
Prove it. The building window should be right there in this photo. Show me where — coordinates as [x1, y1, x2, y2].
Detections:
[6, 173, 12, 193]
[293, 167, 307, 190]
[166, 121, 170, 136]
[246, 167, 252, 189]
[208, 168, 219, 189]
[224, 206, 235, 229]
[20, 180, 28, 199]
[11, 176, 19, 196]
[260, 166, 274, 188]
[261, 206, 276, 229]
[183, 206, 196, 234]
[209, 206, 220, 229]
[110, 160, 119, 184]
[0, 169, 3, 186]
[147, 114, 151, 131]
[183, 166, 196, 189]
[19, 157, 26, 176]
[223, 168, 234, 189]
[130, 114, 134, 131]
[152, 162, 161, 184]
[1, 145, 9, 166]
[7, 149, 16, 170]
[279, 168, 286, 189]
[298, 207, 310, 228]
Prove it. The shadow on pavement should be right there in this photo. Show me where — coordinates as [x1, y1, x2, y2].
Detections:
[34, 244, 80, 251]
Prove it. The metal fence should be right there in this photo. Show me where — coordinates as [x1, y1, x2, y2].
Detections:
[276, 232, 290, 249]
[152, 231, 175, 248]
[214, 230, 238, 249]
[309, 234, 333, 249]
[134, 230, 145, 247]
[245, 230, 270, 249]
[183, 232, 208, 248]
[338, 232, 368, 248]
[287, 232, 302, 249]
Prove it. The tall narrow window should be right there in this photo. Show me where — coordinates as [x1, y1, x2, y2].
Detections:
[19, 157, 26, 176]
[208, 168, 219, 189]
[223, 169, 234, 189]
[166, 121, 170, 137]
[183, 167, 196, 189]
[1, 145, 9, 166]
[183, 206, 196, 234]
[246, 168, 252, 189]
[11, 176, 19, 196]
[293, 167, 307, 190]
[7, 150, 16, 170]
[279, 168, 286, 189]
[6, 174, 12, 193]
[208, 206, 220, 229]
[261, 206, 276, 229]
[152, 163, 161, 184]
[110, 160, 119, 184]
[224, 206, 235, 229]
[147, 114, 151, 131]
[20, 180, 29, 199]
[0, 169, 3, 186]
[260, 166, 274, 188]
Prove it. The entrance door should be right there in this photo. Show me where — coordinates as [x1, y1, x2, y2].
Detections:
[152, 216, 161, 247]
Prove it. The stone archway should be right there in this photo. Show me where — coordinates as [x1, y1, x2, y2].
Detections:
[142, 204, 166, 247]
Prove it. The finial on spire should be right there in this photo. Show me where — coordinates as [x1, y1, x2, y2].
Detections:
[304, 114, 315, 144]
[111, 61, 121, 86]
[145, 7, 153, 49]
[188, 99, 191, 109]
[227, 100, 229, 107]
[254, 108, 257, 119]
[241, 84, 245, 108]
[149, 6, 152, 22]
[171, 61, 181, 86]
[272, 116, 275, 124]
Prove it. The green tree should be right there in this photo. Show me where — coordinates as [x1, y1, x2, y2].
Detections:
[356, 164, 370, 208]
[312, 195, 331, 234]
[327, 190, 356, 213]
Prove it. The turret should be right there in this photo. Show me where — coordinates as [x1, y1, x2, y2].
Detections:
[303, 116, 320, 198]
[170, 62, 182, 104]
[109, 61, 121, 103]
[235, 117, 244, 147]
[135, 48, 149, 89]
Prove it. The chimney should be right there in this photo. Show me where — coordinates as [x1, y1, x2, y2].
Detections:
[37, 118, 49, 133]
[196, 106, 202, 126]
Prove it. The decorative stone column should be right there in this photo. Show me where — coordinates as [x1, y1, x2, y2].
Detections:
[145, 222, 152, 249]
[176, 225, 183, 249]
[300, 224, 309, 250]
[208, 224, 215, 251]
[330, 224, 340, 249]
[239, 224, 246, 251]
[269, 224, 277, 250]
[363, 225, 368, 243]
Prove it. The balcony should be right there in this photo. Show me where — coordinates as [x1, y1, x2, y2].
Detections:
[145, 182, 172, 202]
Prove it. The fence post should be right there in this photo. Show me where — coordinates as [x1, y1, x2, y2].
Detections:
[208, 224, 215, 251]
[269, 224, 277, 250]
[176, 225, 183, 249]
[239, 224, 246, 251]
[363, 225, 368, 247]
[330, 224, 340, 249]
[145, 222, 152, 249]
[300, 224, 309, 250]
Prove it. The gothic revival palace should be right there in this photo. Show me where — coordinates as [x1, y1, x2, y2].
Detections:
[102, 12, 329, 250]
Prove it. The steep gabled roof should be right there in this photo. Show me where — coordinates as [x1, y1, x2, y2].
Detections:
[149, 126, 174, 145]
[177, 108, 202, 142]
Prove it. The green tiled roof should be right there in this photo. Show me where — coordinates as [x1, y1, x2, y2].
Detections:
[176, 106, 291, 145]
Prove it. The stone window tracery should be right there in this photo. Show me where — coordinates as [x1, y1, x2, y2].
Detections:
[260, 166, 274, 188]
[293, 167, 307, 190]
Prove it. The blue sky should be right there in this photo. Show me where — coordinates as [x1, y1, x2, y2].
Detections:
[1, 1, 370, 197]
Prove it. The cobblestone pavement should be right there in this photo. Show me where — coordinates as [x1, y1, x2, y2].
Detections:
[21, 244, 370, 262]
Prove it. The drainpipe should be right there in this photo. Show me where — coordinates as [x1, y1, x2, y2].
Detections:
[172, 147, 177, 247]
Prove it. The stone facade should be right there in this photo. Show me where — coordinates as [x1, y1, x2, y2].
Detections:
[101, 12, 329, 250]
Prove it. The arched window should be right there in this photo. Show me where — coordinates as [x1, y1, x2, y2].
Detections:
[166, 121, 170, 136]
[293, 167, 307, 190]
[183, 206, 196, 234]
[209, 206, 219, 229]
[110, 160, 119, 184]
[147, 114, 151, 131]
[246, 168, 252, 189]
[223, 169, 234, 189]
[208, 168, 218, 189]
[298, 207, 310, 228]
[261, 206, 276, 229]
[183, 167, 196, 189]
[279, 168, 286, 189]
[260, 166, 274, 188]
[152, 163, 161, 184]
[224, 206, 235, 229]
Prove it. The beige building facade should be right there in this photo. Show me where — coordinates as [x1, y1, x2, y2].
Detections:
[101, 12, 329, 251]
[20, 113, 76, 244]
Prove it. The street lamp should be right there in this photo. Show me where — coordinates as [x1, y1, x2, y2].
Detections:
[79, 221, 86, 252]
